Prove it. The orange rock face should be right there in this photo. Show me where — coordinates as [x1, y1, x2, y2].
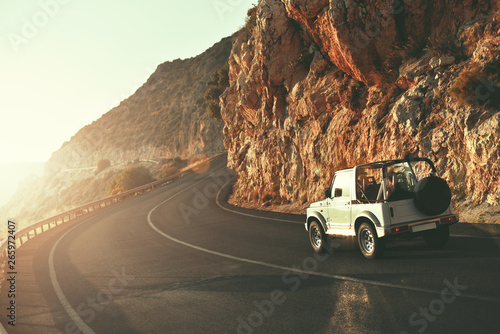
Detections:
[221, 0, 500, 217]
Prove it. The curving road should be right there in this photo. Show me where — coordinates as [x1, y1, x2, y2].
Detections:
[1, 157, 499, 334]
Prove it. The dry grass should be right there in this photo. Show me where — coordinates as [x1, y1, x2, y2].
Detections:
[449, 60, 500, 108]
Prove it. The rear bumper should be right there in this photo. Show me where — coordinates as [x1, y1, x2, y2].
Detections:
[386, 214, 459, 236]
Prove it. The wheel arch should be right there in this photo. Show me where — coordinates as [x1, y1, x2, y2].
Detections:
[307, 212, 327, 233]
[354, 212, 381, 237]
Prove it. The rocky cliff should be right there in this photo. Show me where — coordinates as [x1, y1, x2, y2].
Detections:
[222, 0, 500, 221]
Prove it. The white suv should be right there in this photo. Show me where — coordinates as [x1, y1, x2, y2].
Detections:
[305, 157, 459, 259]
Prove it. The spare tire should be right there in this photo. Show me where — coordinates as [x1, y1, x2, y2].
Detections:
[413, 176, 452, 215]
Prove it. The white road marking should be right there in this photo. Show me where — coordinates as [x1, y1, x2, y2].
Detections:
[148, 174, 500, 303]
[46, 199, 130, 334]
[450, 234, 500, 240]
[215, 178, 302, 224]
[49, 220, 96, 334]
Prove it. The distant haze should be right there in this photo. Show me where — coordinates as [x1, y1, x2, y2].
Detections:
[0, 162, 44, 208]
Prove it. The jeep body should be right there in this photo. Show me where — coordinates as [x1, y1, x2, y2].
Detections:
[305, 157, 459, 259]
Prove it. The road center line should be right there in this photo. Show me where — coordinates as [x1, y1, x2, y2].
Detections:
[215, 181, 302, 224]
[147, 173, 500, 303]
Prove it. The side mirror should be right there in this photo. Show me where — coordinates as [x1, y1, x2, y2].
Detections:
[334, 188, 343, 198]
[325, 188, 332, 198]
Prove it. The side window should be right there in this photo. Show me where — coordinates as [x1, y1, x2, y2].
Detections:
[356, 167, 383, 203]
[331, 172, 351, 198]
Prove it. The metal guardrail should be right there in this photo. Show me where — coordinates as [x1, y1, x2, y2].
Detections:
[0, 154, 225, 271]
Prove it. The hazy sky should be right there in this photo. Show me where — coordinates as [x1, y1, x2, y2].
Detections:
[0, 0, 253, 165]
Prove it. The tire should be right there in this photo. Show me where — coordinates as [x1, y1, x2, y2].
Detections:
[309, 221, 329, 253]
[423, 225, 450, 249]
[414, 176, 452, 216]
[357, 222, 385, 259]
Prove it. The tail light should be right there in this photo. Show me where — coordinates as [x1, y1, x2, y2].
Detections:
[391, 225, 409, 233]
[440, 216, 458, 224]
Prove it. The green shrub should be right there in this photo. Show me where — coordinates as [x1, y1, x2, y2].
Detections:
[160, 167, 180, 179]
[449, 61, 500, 108]
[428, 36, 464, 60]
[109, 166, 155, 195]
[245, 5, 258, 34]
[204, 62, 229, 119]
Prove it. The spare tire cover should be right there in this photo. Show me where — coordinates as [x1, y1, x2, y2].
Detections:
[413, 176, 452, 216]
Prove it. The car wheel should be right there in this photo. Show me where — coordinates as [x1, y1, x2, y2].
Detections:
[358, 222, 385, 259]
[309, 221, 329, 253]
[423, 225, 450, 249]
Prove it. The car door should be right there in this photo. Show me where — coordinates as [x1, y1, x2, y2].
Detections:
[327, 171, 353, 231]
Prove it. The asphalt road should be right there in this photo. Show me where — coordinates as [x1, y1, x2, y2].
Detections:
[1, 157, 499, 334]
